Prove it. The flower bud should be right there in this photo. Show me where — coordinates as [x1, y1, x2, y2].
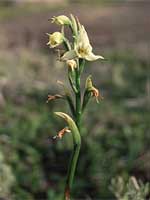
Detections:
[66, 59, 77, 71]
[47, 32, 64, 48]
[51, 15, 71, 26]
[85, 76, 103, 103]
[85, 75, 93, 90]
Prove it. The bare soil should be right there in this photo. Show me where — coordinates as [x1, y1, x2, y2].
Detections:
[0, 2, 150, 54]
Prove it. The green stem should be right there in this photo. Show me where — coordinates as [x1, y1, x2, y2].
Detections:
[75, 69, 82, 130]
[64, 142, 81, 200]
[66, 95, 76, 118]
[63, 112, 81, 200]
[68, 72, 78, 94]
[64, 63, 82, 200]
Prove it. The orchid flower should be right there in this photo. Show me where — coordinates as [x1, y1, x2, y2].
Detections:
[47, 32, 64, 48]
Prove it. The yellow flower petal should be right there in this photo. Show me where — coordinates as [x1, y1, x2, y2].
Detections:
[85, 51, 104, 61]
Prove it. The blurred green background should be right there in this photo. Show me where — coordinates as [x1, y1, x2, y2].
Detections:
[0, 0, 150, 199]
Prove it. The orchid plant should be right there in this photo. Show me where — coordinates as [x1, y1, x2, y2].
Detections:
[47, 15, 104, 200]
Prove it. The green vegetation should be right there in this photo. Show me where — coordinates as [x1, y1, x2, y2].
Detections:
[0, 47, 150, 199]
[110, 176, 150, 200]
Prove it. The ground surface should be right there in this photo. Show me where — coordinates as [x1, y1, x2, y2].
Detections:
[0, 2, 150, 53]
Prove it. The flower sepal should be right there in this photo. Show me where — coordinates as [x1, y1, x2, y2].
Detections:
[70, 14, 78, 37]
[60, 50, 77, 61]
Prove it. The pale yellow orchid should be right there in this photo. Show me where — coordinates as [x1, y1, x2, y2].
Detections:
[46, 32, 64, 48]
[75, 25, 104, 61]
[61, 22, 104, 62]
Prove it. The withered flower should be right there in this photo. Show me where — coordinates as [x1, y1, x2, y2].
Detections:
[53, 127, 71, 139]
[46, 94, 63, 103]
